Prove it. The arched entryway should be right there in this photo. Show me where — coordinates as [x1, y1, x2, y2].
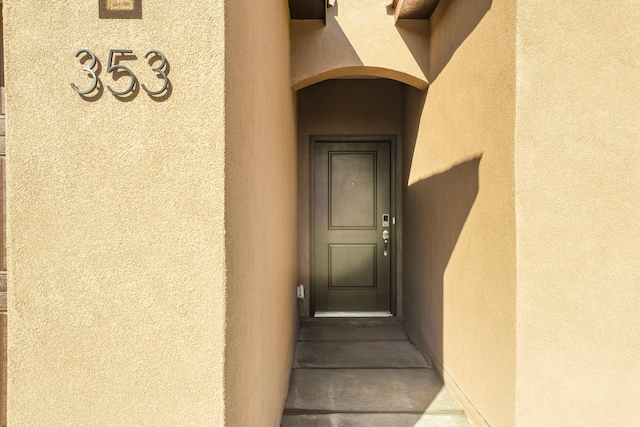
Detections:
[295, 76, 427, 318]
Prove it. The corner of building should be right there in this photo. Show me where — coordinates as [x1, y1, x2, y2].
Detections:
[223, 0, 299, 425]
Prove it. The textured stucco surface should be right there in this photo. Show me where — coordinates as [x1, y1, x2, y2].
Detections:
[5, 1, 228, 424]
[401, 0, 516, 425]
[515, 2, 640, 425]
[290, 0, 430, 90]
[6, 0, 638, 425]
[224, 0, 298, 426]
[297, 79, 403, 318]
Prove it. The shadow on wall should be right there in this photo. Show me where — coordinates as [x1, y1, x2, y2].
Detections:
[396, 0, 492, 83]
[403, 155, 482, 368]
[290, 2, 363, 90]
[291, 0, 430, 90]
[320, 0, 363, 70]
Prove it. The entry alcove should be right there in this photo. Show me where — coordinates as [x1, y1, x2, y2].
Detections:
[296, 77, 429, 318]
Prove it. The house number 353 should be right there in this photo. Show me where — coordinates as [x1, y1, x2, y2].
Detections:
[71, 48, 169, 97]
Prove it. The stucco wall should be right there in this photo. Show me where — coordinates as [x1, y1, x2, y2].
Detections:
[401, 0, 516, 425]
[290, 0, 429, 90]
[5, 0, 227, 425]
[224, 0, 298, 426]
[297, 79, 403, 317]
[515, 2, 640, 425]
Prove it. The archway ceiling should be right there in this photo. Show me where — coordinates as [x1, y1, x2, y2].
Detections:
[289, 0, 439, 21]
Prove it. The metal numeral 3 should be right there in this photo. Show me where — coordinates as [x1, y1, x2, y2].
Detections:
[70, 49, 99, 95]
[142, 50, 168, 96]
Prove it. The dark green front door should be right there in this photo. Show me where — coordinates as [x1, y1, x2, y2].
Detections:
[312, 140, 392, 314]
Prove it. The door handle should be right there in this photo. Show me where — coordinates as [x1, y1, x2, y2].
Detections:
[382, 230, 389, 257]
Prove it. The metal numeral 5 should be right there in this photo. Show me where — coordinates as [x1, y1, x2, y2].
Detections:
[107, 49, 136, 96]
[70, 49, 99, 95]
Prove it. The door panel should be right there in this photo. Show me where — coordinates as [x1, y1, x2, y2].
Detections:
[329, 244, 376, 289]
[312, 141, 391, 313]
[330, 153, 376, 228]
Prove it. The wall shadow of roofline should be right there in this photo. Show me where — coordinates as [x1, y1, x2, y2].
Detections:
[397, 0, 493, 84]
[403, 154, 482, 380]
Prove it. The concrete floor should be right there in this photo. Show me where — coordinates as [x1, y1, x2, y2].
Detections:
[282, 318, 473, 427]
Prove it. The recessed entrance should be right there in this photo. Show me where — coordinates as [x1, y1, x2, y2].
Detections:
[296, 78, 411, 318]
[311, 138, 394, 315]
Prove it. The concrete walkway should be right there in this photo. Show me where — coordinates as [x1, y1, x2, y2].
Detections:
[281, 318, 473, 427]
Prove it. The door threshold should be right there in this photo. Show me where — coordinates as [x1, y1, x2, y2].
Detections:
[314, 311, 393, 318]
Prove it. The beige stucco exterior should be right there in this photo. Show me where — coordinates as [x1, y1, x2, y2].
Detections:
[291, 0, 640, 426]
[514, 1, 640, 425]
[4, 0, 297, 425]
[224, 0, 298, 425]
[401, 0, 516, 425]
[2, 0, 639, 425]
[5, 0, 229, 424]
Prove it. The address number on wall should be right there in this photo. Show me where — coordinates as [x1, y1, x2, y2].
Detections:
[71, 48, 169, 97]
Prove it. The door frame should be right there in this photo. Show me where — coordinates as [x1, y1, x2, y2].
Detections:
[309, 135, 398, 316]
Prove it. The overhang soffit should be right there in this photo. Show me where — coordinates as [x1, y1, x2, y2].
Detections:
[395, 0, 440, 20]
[289, 0, 440, 22]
